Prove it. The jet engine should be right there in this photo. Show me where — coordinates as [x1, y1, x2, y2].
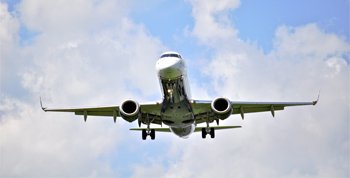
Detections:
[119, 100, 140, 122]
[211, 97, 232, 119]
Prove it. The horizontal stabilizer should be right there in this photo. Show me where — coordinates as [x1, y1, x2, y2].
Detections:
[194, 125, 241, 132]
[130, 128, 171, 132]
[130, 125, 241, 133]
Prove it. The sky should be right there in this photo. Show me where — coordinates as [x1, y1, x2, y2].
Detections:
[0, 0, 349, 177]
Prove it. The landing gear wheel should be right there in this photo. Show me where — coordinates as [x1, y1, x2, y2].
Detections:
[201, 128, 206, 139]
[210, 128, 215, 138]
[150, 129, 155, 140]
[142, 129, 147, 140]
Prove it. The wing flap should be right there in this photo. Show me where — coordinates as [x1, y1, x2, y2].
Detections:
[44, 106, 119, 117]
[75, 111, 116, 117]
[232, 105, 284, 114]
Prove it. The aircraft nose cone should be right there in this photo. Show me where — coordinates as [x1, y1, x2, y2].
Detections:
[156, 57, 184, 79]
[156, 57, 181, 70]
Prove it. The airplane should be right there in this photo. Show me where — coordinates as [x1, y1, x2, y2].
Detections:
[41, 51, 318, 140]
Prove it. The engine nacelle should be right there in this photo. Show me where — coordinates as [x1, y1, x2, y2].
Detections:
[211, 97, 232, 119]
[119, 100, 140, 122]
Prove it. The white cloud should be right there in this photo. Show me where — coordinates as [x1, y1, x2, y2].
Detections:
[0, 2, 21, 95]
[272, 24, 350, 61]
[0, 0, 165, 177]
[0, 3, 19, 52]
[17, 0, 129, 33]
[0, 97, 120, 177]
[189, 0, 240, 45]
[1, 0, 349, 177]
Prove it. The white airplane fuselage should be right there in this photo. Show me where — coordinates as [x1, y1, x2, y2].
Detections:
[156, 52, 195, 138]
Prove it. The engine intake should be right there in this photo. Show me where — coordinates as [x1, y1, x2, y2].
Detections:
[211, 97, 232, 119]
[119, 100, 140, 122]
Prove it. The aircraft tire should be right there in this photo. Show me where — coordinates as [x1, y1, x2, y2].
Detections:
[210, 128, 215, 138]
[150, 129, 155, 140]
[201, 128, 206, 139]
[142, 129, 147, 140]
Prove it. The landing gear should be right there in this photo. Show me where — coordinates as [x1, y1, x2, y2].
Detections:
[141, 114, 156, 140]
[201, 127, 215, 139]
[202, 119, 215, 139]
[141, 129, 155, 140]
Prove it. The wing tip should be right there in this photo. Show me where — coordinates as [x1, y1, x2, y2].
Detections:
[313, 91, 320, 105]
[40, 97, 47, 111]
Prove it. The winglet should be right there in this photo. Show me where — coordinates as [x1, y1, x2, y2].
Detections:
[313, 91, 320, 105]
[40, 97, 47, 111]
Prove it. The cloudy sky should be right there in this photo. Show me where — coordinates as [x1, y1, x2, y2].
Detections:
[0, 0, 349, 177]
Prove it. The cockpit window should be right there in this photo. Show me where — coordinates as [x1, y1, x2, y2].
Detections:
[160, 53, 182, 59]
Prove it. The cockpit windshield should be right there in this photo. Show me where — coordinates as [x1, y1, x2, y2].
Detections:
[160, 53, 182, 59]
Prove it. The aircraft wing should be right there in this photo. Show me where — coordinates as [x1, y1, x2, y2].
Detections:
[42, 104, 120, 121]
[43, 106, 119, 115]
[230, 101, 317, 118]
[192, 98, 318, 124]
[41, 99, 162, 124]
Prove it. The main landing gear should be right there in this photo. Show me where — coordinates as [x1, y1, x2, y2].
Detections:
[141, 115, 155, 140]
[142, 129, 155, 140]
[201, 120, 215, 139]
[201, 127, 215, 139]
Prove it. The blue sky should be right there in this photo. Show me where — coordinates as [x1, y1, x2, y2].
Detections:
[1, 0, 349, 177]
[130, 0, 349, 53]
[232, 0, 349, 50]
